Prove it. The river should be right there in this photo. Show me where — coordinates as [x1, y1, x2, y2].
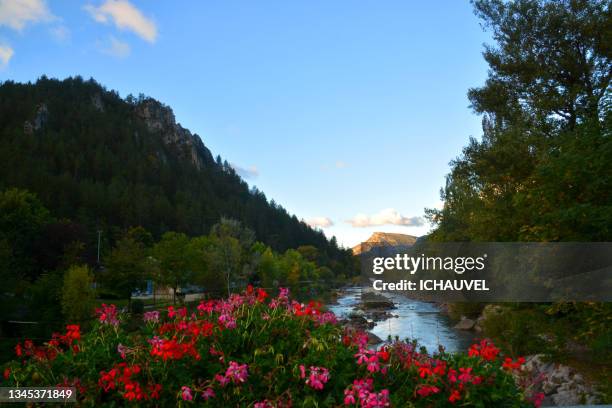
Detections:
[328, 287, 476, 353]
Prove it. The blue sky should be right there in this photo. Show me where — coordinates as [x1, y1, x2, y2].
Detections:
[0, 0, 491, 247]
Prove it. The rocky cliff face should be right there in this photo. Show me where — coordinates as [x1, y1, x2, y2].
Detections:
[134, 98, 213, 170]
[352, 232, 418, 255]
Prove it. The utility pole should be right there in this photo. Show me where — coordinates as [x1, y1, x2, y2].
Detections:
[97, 229, 102, 264]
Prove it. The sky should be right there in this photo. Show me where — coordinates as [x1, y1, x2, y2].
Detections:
[0, 0, 492, 248]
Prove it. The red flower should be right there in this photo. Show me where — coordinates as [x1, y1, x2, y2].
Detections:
[449, 389, 461, 403]
[447, 368, 458, 383]
[3, 368, 10, 380]
[416, 384, 440, 397]
[458, 367, 473, 383]
[502, 357, 525, 371]
[433, 361, 446, 376]
[468, 339, 500, 361]
[256, 288, 268, 303]
[416, 362, 433, 378]
[377, 348, 390, 362]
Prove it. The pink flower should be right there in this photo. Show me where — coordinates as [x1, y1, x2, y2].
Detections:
[225, 361, 248, 384]
[344, 380, 389, 407]
[117, 343, 130, 359]
[202, 387, 215, 400]
[366, 355, 380, 373]
[316, 311, 338, 325]
[181, 386, 193, 401]
[218, 313, 237, 329]
[303, 366, 330, 391]
[96, 304, 119, 326]
[143, 311, 159, 323]
[355, 348, 372, 365]
[254, 401, 274, 408]
[197, 300, 215, 315]
[215, 374, 230, 387]
[344, 390, 356, 405]
[299, 364, 306, 379]
[279, 287, 289, 300]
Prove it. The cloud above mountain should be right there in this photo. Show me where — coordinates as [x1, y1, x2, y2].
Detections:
[306, 217, 334, 228]
[231, 163, 259, 179]
[348, 208, 424, 228]
[85, 0, 157, 43]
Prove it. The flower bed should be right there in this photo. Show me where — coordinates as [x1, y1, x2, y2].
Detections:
[3, 287, 542, 406]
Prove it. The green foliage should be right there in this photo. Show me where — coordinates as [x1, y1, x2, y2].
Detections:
[99, 234, 148, 300]
[427, 0, 611, 242]
[61, 265, 95, 323]
[0, 188, 52, 280]
[481, 306, 549, 356]
[151, 232, 197, 299]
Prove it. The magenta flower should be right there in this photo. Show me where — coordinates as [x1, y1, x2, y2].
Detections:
[96, 304, 119, 326]
[303, 366, 330, 391]
[202, 387, 215, 400]
[366, 355, 380, 373]
[215, 374, 230, 387]
[180, 386, 193, 401]
[218, 313, 237, 329]
[143, 311, 159, 323]
[225, 361, 248, 384]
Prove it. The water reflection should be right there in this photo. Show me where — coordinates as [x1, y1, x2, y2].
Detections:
[328, 287, 476, 353]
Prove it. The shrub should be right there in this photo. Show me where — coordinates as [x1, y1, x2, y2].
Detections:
[61, 265, 95, 323]
[3, 287, 539, 407]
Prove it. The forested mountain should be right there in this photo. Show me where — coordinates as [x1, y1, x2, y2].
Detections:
[0, 77, 350, 269]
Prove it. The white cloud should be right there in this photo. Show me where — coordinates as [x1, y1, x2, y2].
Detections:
[85, 0, 157, 43]
[335, 161, 348, 169]
[347, 208, 424, 228]
[306, 217, 334, 229]
[231, 163, 259, 179]
[101, 36, 130, 58]
[0, 44, 14, 68]
[0, 0, 54, 30]
[50, 24, 70, 42]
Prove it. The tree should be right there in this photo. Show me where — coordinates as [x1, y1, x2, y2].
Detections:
[470, 0, 610, 130]
[61, 265, 95, 323]
[207, 234, 241, 297]
[152, 232, 195, 303]
[0, 188, 52, 281]
[427, 0, 611, 243]
[99, 235, 148, 304]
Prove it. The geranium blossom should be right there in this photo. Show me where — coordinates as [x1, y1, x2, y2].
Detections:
[96, 304, 119, 326]
[181, 386, 193, 401]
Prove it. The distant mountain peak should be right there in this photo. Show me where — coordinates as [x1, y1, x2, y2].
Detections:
[352, 232, 418, 255]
